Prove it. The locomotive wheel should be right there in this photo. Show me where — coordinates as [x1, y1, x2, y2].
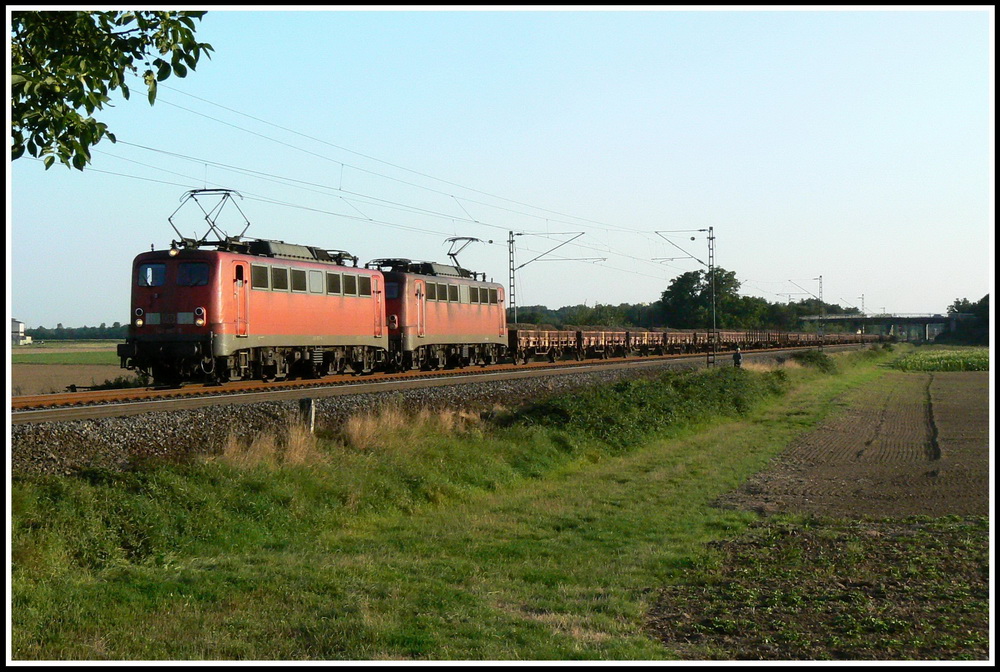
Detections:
[151, 366, 182, 387]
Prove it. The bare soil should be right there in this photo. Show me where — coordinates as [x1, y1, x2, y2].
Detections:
[714, 371, 989, 518]
[10, 364, 139, 396]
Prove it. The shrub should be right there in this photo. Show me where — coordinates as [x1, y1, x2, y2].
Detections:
[790, 349, 836, 373]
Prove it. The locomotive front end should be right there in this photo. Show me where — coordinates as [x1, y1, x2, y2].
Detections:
[117, 249, 221, 384]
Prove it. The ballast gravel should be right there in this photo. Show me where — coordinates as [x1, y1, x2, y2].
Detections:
[12, 360, 708, 476]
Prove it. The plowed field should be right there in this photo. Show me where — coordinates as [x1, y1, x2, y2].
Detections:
[715, 371, 989, 518]
[648, 370, 990, 660]
[10, 364, 133, 396]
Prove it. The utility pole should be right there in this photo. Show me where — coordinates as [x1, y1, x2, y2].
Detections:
[818, 275, 824, 348]
[507, 231, 598, 324]
[508, 231, 517, 323]
[708, 226, 716, 367]
[858, 293, 865, 334]
[789, 275, 825, 345]
[655, 227, 717, 366]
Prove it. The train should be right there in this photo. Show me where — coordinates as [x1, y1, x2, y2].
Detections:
[116, 234, 881, 386]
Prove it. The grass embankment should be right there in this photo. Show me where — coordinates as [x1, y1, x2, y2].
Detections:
[11, 345, 987, 660]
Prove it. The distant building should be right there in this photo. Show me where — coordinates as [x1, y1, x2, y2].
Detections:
[11, 318, 32, 345]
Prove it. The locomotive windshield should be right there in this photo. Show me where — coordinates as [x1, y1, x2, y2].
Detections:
[137, 263, 166, 287]
[177, 262, 210, 286]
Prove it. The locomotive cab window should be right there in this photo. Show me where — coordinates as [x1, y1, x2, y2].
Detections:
[437, 283, 449, 302]
[271, 267, 289, 291]
[469, 286, 480, 304]
[488, 288, 498, 304]
[251, 264, 270, 290]
[448, 284, 459, 303]
[291, 269, 307, 292]
[177, 262, 210, 287]
[425, 283, 436, 301]
[326, 272, 342, 295]
[385, 282, 400, 300]
[358, 275, 372, 297]
[137, 263, 166, 287]
[343, 274, 358, 296]
[308, 270, 324, 294]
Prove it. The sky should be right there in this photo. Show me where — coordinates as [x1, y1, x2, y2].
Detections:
[7, 6, 995, 329]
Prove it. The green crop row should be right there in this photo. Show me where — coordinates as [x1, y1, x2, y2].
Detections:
[889, 347, 989, 372]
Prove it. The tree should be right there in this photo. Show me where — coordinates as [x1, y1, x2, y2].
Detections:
[658, 270, 706, 329]
[948, 297, 975, 314]
[11, 10, 213, 170]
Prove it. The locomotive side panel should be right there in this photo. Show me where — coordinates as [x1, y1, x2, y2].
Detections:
[216, 259, 385, 355]
[388, 273, 507, 353]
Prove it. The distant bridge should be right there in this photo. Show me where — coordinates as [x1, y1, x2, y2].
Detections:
[800, 313, 977, 341]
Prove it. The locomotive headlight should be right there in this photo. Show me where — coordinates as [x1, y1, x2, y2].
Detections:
[134, 308, 144, 317]
[134, 318, 144, 328]
[194, 306, 206, 327]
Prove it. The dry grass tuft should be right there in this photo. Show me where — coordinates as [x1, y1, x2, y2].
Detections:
[743, 359, 803, 373]
[340, 404, 482, 452]
[215, 416, 327, 469]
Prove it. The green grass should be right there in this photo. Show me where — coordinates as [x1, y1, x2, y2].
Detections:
[889, 345, 989, 372]
[13, 344, 984, 660]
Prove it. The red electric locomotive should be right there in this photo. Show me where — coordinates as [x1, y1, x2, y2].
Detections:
[366, 258, 508, 370]
[117, 238, 389, 384]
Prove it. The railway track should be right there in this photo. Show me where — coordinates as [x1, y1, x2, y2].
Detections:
[10, 344, 867, 425]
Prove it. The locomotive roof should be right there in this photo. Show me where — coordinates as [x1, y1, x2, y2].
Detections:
[173, 237, 360, 267]
[366, 258, 483, 280]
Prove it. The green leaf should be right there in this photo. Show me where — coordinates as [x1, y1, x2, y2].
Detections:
[156, 59, 171, 81]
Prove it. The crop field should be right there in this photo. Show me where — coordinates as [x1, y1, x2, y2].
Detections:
[10, 340, 132, 395]
[889, 346, 989, 372]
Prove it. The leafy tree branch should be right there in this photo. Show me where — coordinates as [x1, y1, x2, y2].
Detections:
[11, 10, 213, 170]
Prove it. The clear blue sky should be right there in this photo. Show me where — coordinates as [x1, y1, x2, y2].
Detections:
[7, 7, 994, 329]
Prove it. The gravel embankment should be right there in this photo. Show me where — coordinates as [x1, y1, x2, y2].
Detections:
[12, 361, 704, 476]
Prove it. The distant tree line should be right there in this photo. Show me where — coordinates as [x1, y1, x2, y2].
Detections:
[937, 294, 989, 345]
[26, 323, 128, 340]
[510, 267, 862, 332]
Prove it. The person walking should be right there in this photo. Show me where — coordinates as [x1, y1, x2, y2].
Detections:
[733, 347, 743, 368]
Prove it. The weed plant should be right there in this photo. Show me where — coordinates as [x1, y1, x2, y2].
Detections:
[789, 349, 837, 373]
[89, 374, 150, 390]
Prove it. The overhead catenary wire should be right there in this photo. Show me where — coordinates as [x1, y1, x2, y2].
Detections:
[47, 76, 711, 293]
[94, 142, 674, 280]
